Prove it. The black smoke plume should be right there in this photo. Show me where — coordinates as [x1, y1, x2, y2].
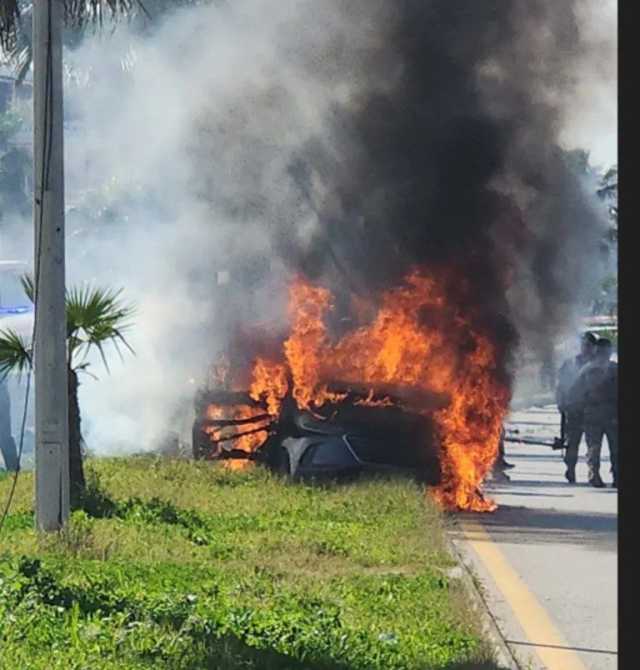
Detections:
[260, 0, 608, 382]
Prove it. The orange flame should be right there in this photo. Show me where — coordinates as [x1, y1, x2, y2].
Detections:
[249, 359, 289, 416]
[353, 390, 395, 407]
[204, 404, 271, 454]
[431, 341, 509, 512]
[282, 282, 336, 410]
[221, 459, 254, 472]
[246, 270, 509, 511]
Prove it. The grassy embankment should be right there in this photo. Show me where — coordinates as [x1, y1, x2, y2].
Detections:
[0, 457, 499, 670]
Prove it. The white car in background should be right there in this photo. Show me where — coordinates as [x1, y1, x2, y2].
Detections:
[0, 261, 34, 471]
[0, 260, 33, 337]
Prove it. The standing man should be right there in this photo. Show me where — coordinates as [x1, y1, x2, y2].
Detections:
[555, 332, 597, 483]
[571, 338, 618, 488]
[0, 378, 18, 471]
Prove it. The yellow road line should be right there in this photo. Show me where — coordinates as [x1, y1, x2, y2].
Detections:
[460, 520, 589, 670]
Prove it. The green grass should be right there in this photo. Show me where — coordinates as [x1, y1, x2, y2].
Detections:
[0, 457, 500, 670]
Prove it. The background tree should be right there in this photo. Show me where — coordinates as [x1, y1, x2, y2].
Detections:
[594, 164, 617, 317]
[0, 108, 30, 218]
[1, 0, 221, 79]
[1, 2, 142, 79]
[563, 149, 618, 318]
[597, 165, 617, 242]
[0, 278, 134, 504]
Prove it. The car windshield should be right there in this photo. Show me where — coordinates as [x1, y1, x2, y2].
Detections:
[0, 271, 30, 309]
[310, 441, 359, 467]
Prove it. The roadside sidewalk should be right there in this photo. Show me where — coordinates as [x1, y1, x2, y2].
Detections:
[449, 404, 617, 670]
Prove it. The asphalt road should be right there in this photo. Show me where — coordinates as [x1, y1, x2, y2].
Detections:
[450, 404, 617, 670]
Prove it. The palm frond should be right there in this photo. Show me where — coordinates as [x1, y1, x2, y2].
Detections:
[63, 1, 146, 30]
[0, 327, 32, 380]
[20, 272, 34, 303]
[0, 0, 19, 54]
[65, 283, 135, 371]
[2, 2, 31, 81]
[75, 361, 98, 380]
[1, 0, 221, 64]
[1, 0, 146, 59]
[596, 165, 617, 195]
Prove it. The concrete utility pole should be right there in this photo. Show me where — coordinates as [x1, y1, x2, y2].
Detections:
[33, 0, 69, 531]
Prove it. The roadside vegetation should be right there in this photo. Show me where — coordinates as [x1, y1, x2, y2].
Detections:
[0, 457, 499, 669]
[0, 277, 135, 503]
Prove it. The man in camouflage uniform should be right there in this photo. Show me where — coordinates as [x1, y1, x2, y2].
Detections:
[570, 338, 618, 488]
[556, 332, 596, 483]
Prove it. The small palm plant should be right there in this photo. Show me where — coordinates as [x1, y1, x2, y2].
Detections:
[0, 275, 135, 504]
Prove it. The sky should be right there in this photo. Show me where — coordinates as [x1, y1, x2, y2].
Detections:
[559, 0, 617, 169]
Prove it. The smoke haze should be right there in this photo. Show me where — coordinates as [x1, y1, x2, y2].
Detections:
[1, 0, 615, 453]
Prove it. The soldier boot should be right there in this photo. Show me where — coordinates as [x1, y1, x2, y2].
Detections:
[585, 422, 606, 488]
[589, 472, 605, 488]
[562, 411, 584, 483]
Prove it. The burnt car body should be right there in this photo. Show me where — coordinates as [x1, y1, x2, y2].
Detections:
[273, 410, 440, 484]
[192, 389, 441, 485]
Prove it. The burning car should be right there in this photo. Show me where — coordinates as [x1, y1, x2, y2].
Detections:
[192, 383, 445, 485]
[191, 271, 509, 511]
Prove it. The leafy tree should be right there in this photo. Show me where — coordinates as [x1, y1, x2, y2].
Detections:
[0, 276, 135, 504]
[563, 150, 618, 317]
[1, 1, 220, 79]
[0, 109, 30, 217]
[594, 164, 617, 316]
[597, 165, 617, 242]
[1, 2, 142, 73]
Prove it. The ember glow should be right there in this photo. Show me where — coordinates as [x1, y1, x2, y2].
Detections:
[203, 404, 271, 455]
[249, 359, 288, 417]
[241, 270, 510, 511]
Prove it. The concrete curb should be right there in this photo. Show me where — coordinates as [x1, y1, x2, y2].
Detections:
[443, 518, 521, 670]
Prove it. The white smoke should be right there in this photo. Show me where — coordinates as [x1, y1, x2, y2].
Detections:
[58, 1, 384, 453]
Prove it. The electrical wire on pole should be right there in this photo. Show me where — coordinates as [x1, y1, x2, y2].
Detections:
[0, 0, 53, 534]
[32, 0, 69, 531]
